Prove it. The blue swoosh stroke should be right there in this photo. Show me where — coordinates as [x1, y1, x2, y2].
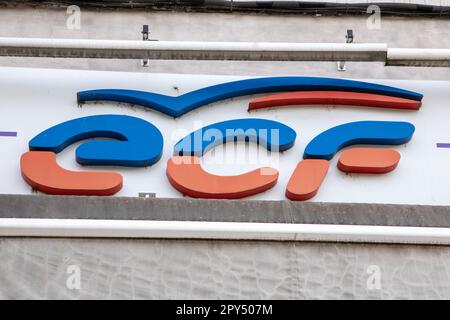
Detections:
[173, 118, 297, 156]
[29, 115, 164, 167]
[304, 121, 415, 160]
[77, 77, 423, 118]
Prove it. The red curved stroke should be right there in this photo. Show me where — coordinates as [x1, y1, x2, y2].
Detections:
[248, 91, 421, 111]
[285, 159, 329, 201]
[167, 156, 279, 199]
[21, 151, 123, 196]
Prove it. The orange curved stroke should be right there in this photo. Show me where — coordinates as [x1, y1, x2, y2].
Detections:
[167, 156, 279, 199]
[21, 151, 123, 196]
[248, 91, 421, 111]
[285, 159, 329, 201]
[338, 148, 401, 174]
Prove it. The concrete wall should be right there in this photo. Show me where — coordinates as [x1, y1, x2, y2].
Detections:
[1, 195, 450, 299]
[3, 238, 450, 299]
[0, 7, 448, 79]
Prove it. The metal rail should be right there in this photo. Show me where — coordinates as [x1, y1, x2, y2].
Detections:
[0, 37, 449, 66]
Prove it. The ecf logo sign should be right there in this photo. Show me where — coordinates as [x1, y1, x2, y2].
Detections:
[20, 76, 421, 201]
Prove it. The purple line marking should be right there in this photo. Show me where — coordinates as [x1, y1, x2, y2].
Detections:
[0, 131, 17, 137]
[437, 143, 450, 148]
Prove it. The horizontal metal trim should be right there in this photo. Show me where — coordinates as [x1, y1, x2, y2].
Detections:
[387, 48, 450, 67]
[0, 37, 448, 66]
[0, 38, 388, 61]
[1, 218, 450, 245]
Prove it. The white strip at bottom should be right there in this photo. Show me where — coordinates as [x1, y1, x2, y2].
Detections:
[1, 218, 450, 245]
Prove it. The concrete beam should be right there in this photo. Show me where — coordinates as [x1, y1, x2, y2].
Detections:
[387, 48, 450, 67]
[0, 37, 388, 61]
[0, 37, 448, 66]
[2, 194, 450, 228]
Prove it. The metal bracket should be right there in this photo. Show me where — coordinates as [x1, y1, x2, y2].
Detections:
[141, 24, 158, 67]
[337, 29, 354, 71]
[139, 192, 156, 199]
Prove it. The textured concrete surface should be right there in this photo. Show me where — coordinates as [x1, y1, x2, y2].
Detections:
[1, 238, 450, 299]
[0, 7, 448, 79]
[2, 194, 450, 227]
